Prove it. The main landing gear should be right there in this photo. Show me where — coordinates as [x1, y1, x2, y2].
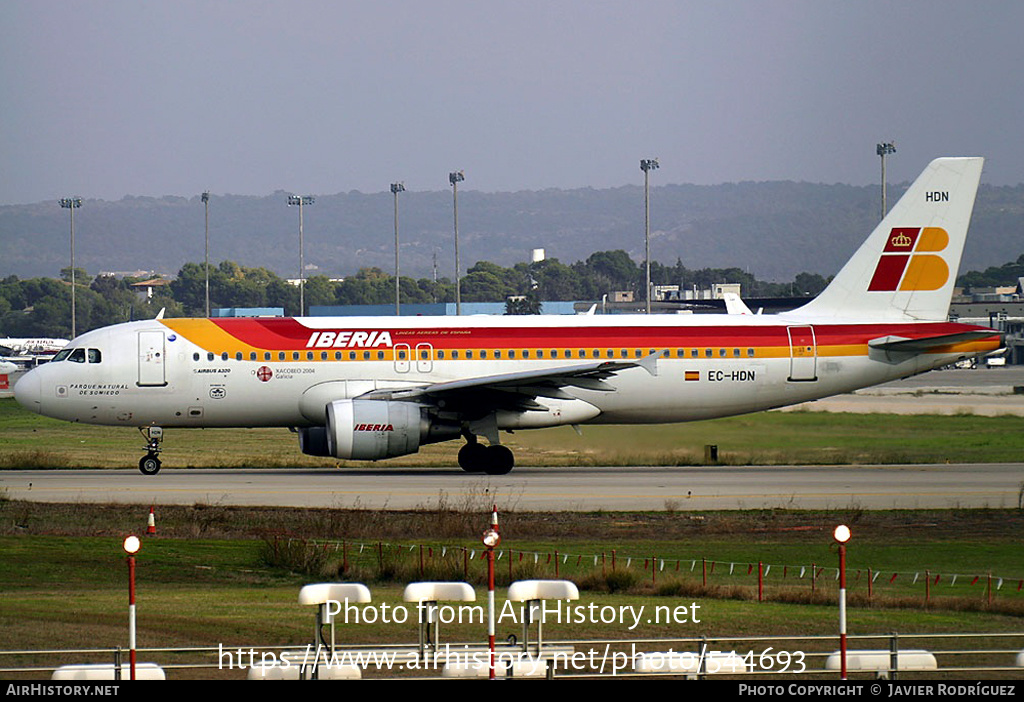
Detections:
[138, 426, 164, 475]
[457, 435, 515, 475]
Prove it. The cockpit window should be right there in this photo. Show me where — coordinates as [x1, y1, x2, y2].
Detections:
[68, 348, 86, 363]
[52, 349, 72, 362]
[87, 349, 101, 363]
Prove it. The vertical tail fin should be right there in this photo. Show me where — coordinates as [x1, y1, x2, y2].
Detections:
[794, 157, 983, 321]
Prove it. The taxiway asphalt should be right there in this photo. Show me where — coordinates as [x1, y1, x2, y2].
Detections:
[2, 462, 1021, 511]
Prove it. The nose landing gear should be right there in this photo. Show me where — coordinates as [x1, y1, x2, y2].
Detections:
[138, 426, 164, 475]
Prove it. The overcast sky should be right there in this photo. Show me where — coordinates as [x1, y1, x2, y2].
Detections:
[2, 1, 1022, 205]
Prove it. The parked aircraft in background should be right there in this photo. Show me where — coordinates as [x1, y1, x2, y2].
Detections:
[722, 293, 755, 315]
[13, 158, 1001, 475]
[0, 337, 68, 356]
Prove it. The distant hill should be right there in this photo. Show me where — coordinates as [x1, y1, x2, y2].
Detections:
[1, 182, 1021, 283]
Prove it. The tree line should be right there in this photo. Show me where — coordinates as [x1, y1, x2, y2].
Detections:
[955, 253, 1024, 289]
[0, 248, 871, 339]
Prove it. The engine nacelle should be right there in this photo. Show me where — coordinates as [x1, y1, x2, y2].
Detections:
[325, 399, 425, 460]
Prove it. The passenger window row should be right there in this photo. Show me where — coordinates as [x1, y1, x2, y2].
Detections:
[189, 347, 759, 362]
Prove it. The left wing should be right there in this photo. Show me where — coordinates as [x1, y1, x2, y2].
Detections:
[359, 351, 665, 415]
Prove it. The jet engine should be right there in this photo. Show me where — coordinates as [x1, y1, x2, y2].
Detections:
[297, 399, 459, 461]
[325, 399, 424, 460]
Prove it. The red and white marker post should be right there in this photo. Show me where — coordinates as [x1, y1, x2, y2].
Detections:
[122, 535, 141, 681]
[481, 506, 501, 680]
[833, 525, 852, 680]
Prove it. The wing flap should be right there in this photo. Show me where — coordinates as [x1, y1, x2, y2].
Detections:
[359, 352, 664, 411]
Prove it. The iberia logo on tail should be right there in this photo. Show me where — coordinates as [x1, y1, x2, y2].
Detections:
[867, 227, 950, 292]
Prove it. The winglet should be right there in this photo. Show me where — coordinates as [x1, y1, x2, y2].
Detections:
[155, 307, 166, 320]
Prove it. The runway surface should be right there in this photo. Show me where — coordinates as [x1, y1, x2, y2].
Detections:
[2, 463, 1021, 511]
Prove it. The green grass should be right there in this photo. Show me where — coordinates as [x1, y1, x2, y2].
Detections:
[2, 504, 1023, 679]
[1, 533, 1020, 636]
[3, 398, 1024, 468]
[528, 411, 1024, 466]
[2, 530, 1021, 677]
[3, 397, 1023, 679]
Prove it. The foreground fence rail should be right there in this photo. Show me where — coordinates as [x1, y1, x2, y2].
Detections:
[2, 632, 1022, 680]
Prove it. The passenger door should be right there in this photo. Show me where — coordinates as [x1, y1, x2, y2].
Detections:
[787, 325, 817, 382]
[137, 330, 167, 387]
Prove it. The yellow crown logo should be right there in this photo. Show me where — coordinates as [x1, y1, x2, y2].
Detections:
[890, 232, 913, 248]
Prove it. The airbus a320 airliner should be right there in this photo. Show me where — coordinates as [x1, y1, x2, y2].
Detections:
[13, 158, 1002, 475]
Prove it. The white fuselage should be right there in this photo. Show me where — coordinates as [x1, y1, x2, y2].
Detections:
[13, 312, 999, 431]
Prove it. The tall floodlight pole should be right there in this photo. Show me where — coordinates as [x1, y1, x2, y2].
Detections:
[391, 182, 406, 316]
[288, 195, 315, 316]
[201, 192, 210, 317]
[449, 171, 465, 315]
[640, 159, 659, 314]
[877, 142, 896, 221]
[59, 198, 83, 338]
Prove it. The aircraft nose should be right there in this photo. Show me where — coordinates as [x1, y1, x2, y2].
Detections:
[13, 369, 42, 414]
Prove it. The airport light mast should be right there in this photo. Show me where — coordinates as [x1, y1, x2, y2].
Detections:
[640, 159, 659, 314]
[877, 142, 896, 221]
[201, 192, 210, 317]
[59, 197, 82, 339]
[449, 171, 465, 315]
[287, 194, 315, 316]
[391, 182, 405, 316]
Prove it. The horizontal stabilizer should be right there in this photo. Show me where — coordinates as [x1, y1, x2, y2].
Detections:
[868, 330, 1000, 354]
